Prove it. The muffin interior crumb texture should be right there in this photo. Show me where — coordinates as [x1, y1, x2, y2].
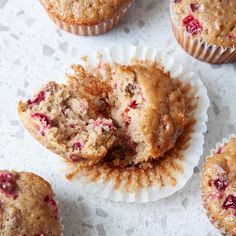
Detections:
[202, 138, 236, 235]
[19, 61, 198, 191]
[42, 0, 132, 25]
[170, 0, 236, 48]
[0, 170, 62, 236]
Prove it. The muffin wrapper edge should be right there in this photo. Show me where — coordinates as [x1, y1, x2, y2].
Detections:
[170, 8, 236, 64]
[39, 0, 133, 36]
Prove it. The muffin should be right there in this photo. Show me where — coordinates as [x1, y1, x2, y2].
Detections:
[202, 138, 236, 235]
[0, 170, 62, 235]
[18, 45, 210, 202]
[39, 0, 133, 36]
[19, 62, 187, 166]
[18, 80, 117, 163]
[170, 0, 236, 64]
[109, 63, 187, 164]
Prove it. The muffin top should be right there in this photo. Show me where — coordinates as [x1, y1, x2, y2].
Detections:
[111, 63, 187, 164]
[170, 0, 236, 48]
[202, 138, 236, 235]
[0, 170, 62, 236]
[41, 0, 132, 25]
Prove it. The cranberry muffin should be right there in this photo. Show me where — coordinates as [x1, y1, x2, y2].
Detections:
[18, 81, 117, 163]
[202, 138, 236, 235]
[0, 170, 62, 235]
[19, 62, 187, 166]
[170, 0, 236, 64]
[40, 0, 133, 35]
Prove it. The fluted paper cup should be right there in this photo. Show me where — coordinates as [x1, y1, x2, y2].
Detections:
[39, 0, 133, 36]
[170, 6, 236, 64]
[66, 45, 210, 203]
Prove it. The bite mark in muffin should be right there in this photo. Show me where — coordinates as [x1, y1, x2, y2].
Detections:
[18, 81, 117, 163]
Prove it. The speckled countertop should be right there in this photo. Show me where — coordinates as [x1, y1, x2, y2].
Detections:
[0, 0, 235, 236]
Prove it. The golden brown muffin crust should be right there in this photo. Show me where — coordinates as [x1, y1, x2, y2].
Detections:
[0, 171, 62, 236]
[170, 0, 236, 48]
[41, 0, 132, 25]
[125, 64, 186, 152]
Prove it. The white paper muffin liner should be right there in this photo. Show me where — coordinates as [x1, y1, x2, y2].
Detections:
[39, 0, 133, 36]
[170, 7, 236, 64]
[67, 45, 210, 203]
[208, 134, 236, 157]
[202, 133, 236, 235]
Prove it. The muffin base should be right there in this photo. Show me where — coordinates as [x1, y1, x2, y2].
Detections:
[171, 18, 236, 64]
[39, 0, 133, 36]
[202, 134, 236, 235]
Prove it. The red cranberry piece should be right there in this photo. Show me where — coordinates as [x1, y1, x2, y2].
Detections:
[187, 19, 202, 35]
[44, 195, 58, 217]
[123, 107, 132, 126]
[69, 155, 84, 163]
[32, 113, 52, 136]
[92, 120, 116, 131]
[129, 101, 138, 109]
[0, 172, 17, 197]
[216, 147, 223, 154]
[73, 142, 84, 151]
[183, 15, 195, 25]
[227, 33, 235, 39]
[222, 195, 236, 214]
[213, 177, 228, 192]
[190, 3, 199, 12]
[122, 101, 138, 126]
[183, 15, 202, 36]
[27, 91, 45, 106]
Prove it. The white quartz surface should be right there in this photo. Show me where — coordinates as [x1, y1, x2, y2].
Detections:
[0, 0, 235, 235]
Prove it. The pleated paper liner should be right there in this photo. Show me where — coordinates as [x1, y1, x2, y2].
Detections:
[39, 0, 133, 36]
[170, 8, 236, 64]
[202, 134, 236, 235]
[65, 45, 209, 203]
